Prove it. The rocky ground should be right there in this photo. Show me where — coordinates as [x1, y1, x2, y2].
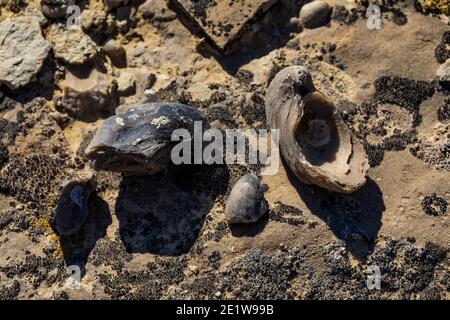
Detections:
[0, 0, 449, 300]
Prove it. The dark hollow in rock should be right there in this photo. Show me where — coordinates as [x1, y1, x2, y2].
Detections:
[421, 193, 448, 216]
[85, 102, 209, 174]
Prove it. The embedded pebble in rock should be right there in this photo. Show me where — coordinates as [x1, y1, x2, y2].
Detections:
[85, 102, 209, 174]
[103, 39, 126, 66]
[49, 25, 98, 65]
[54, 171, 96, 236]
[436, 58, 450, 82]
[57, 66, 118, 122]
[299, 1, 331, 29]
[225, 174, 268, 224]
[0, 16, 50, 89]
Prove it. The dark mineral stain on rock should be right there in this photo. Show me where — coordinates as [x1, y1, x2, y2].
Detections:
[421, 193, 448, 216]
[435, 31, 450, 64]
[374, 76, 434, 110]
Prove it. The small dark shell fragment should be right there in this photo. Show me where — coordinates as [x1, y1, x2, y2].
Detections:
[85, 102, 209, 174]
[225, 173, 268, 224]
[53, 171, 96, 236]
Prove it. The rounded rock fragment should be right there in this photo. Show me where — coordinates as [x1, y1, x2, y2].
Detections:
[103, 39, 126, 66]
[225, 174, 268, 225]
[299, 1, 331, 29]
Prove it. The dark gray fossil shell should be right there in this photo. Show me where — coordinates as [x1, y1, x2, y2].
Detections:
[85, 102, 208, 174]
[265, 66, 369, 193]
[53, 171, 96, 236]
[225, 173, 268, 224]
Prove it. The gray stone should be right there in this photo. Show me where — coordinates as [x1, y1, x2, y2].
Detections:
[49, 25, 98, 65]
[0, 17, 50, 89]
[299, 1, 331, 29]
[225, 174, 268, 224]
[102, 39, 126, 66]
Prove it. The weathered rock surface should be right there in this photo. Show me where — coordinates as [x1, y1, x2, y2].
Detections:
[0, 17, 50, 89]
[225, 174, 268, 224]
[49, 25, 98, 65]
[299, 0, 331, 29]
[85, 102, 208, 174]
[57, 66, 118, 122]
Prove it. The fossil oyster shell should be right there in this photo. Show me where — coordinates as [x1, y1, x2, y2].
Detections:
[225, 173, 268, 224]
[265, 66, 368, 193]
[85, 102, 209, 174]
[53, 171, 96, 236]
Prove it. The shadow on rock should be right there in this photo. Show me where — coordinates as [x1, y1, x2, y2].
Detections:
[284, 159, 385, 259]
[59, 194, 112, 277]
[115, 164, 230, 256]
[229, 213, 269, 238]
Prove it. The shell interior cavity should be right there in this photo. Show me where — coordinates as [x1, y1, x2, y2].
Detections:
[265, 66, 369, 193]
[85, 102, 209, 174]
